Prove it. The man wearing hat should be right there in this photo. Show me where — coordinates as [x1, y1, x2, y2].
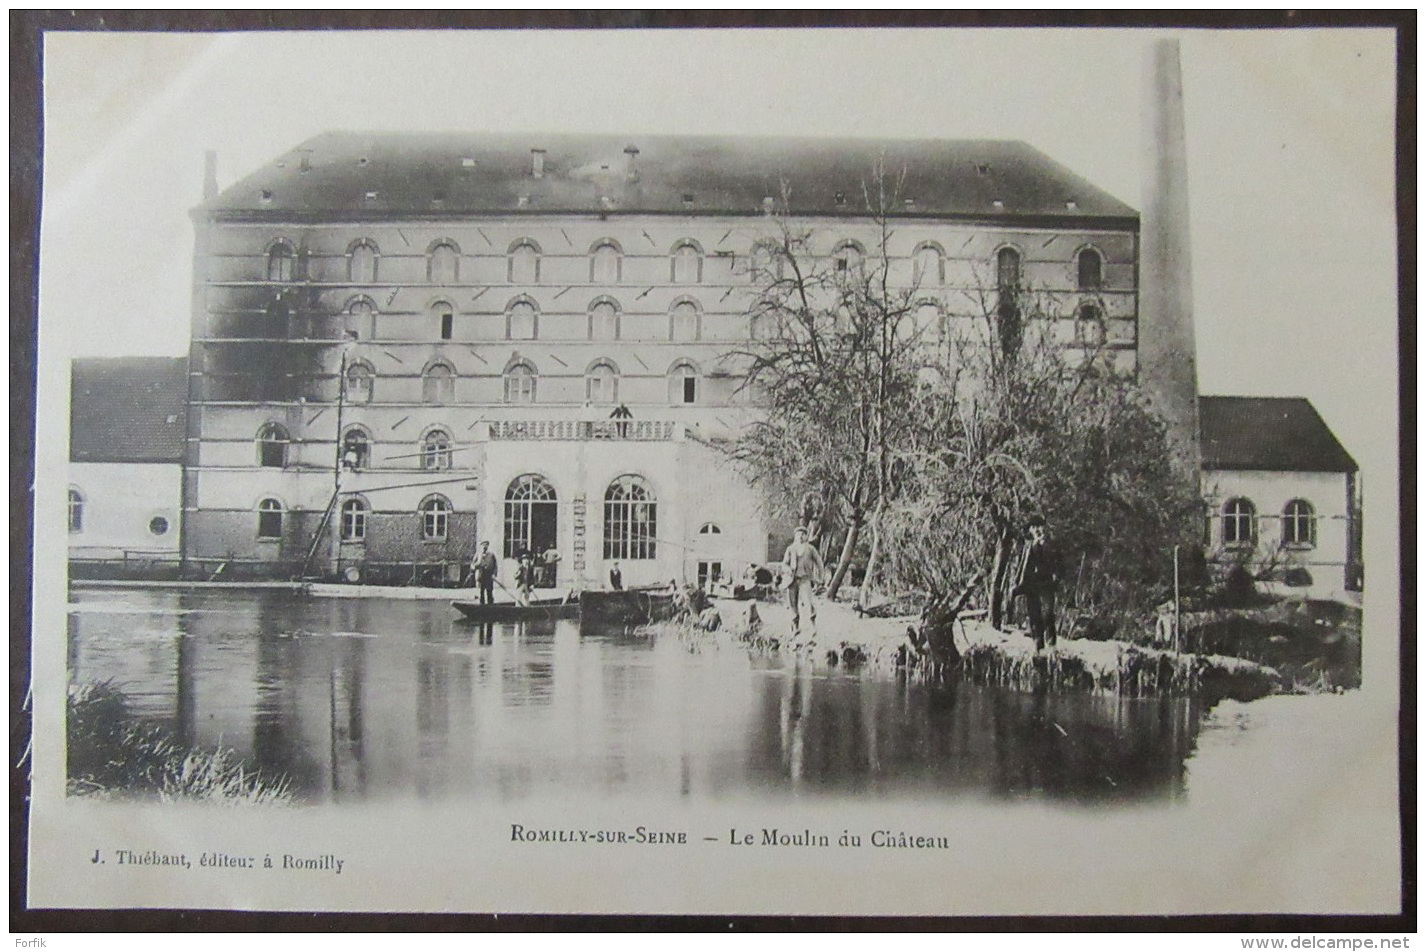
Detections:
[1015, 516, 1062, 651]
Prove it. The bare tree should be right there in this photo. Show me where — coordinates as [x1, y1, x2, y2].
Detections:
[732, 165, 933, 602]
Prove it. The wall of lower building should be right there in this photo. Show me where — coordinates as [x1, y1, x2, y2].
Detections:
[68, 462, 182, 559]
[1201, 468, 1354, 599]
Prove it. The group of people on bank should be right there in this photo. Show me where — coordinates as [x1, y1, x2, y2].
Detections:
[466, 516, 1063, 651]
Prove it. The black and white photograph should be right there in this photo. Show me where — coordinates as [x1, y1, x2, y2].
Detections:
[21, 21, 1405, 921]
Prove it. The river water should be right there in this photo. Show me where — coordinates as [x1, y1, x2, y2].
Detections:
[67, 589, 1204, 805]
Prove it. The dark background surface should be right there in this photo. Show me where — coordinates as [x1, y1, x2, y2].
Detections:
[9, 8, 1415, 933]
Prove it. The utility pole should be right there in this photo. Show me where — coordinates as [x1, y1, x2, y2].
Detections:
[325, 334, 356, 578]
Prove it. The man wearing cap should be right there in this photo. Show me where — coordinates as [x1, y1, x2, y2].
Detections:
[471, 541, 497, 605]
[1015, 517, 1062, 651]
[781, 526, 827, 644]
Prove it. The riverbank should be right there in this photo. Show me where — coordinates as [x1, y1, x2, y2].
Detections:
[658, 595, 1286, 703]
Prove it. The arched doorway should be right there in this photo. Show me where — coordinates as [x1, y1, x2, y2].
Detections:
[504, 474, 558, 587]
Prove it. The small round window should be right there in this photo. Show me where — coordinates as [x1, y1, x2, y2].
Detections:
[149, 516, 171, 537]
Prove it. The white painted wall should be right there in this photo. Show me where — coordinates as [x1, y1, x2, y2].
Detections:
[1202, 468, 1353, 599]
[68, 462, 182, 557]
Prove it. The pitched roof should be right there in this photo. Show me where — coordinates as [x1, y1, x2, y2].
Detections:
[70, 357, 188, 463]
[1199, 396, 1356, 473]
[203, 132, 1138, 227]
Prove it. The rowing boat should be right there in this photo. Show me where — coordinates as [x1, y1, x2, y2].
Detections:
[579, 589, 681, 628]
[451, 596, 579, 622]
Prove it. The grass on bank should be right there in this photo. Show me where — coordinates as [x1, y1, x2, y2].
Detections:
[67, 680, 294, 805]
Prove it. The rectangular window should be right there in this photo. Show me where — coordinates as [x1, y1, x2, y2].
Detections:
[423, 508, 449, 541]
[257, 510, 283, 540]
[683, 376, 697, 403]
[341, 507, 367, 542]
[697, 561, 722, 589]
[440, 311, 453, 340]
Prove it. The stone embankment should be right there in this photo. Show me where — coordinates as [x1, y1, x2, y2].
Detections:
[648, 595, 1284, 704]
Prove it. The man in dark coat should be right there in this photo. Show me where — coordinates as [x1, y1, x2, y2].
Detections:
[471, 541, 498, 605]
[1015, 517, 1061, 651]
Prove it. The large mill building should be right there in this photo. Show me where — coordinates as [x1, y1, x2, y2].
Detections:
[182, 133, 1143, 588]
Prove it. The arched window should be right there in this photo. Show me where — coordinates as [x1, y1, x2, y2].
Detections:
[504, 361, 537, 404]
[345, 297, 376, 340]
[698, 522, 721, 536]
[912, 244, 944, 287]
[68, 488, 83, 533]
[832, 240, 865, 276]
[1077, 248, 1103, 291]
[340, 497, 369, 542]
[341, 427, 371, 470]
[589, 299, 620, 341]
[1282, 499, 1316, 548]
[671, 242, 702, 284]
[418, 495, 451, 541]
[422, 363, 454, 405]
[604, 475, 656, 560]
[586, 360, 619, 405]
[345, 361, 374, 404]
[590, 241, 621, 284]
[1222, 498, 1257, 546]
[266, 242, 295, 283]
[997, 247, 1021, 292]
[995, 246, 1022, 343]
[508, 240, 540, 284]
[349, 240, 379, 284]
[422, 429, 452, 471]
[1076, 302, 1106, 348]
[670, 300, 700, 342]
[257, 498, 284, 540]
[431, 301, 455, 341]
[668, 361, 699, 405]
[428, 241, 459, 284]
[507, 299, 538, 340]
[256, 423, 290, 468]
[504, 474, 557, 559]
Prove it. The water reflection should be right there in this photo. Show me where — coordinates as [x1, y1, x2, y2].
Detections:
[67, 589, 1201, 805]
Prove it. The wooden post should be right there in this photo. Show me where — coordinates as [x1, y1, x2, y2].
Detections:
[1172, 544, 1182, 654]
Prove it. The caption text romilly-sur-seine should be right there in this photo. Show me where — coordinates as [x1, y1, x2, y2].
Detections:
[510, 825, 950, 849]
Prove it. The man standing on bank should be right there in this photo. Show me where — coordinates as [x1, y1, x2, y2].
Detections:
[472, 541, 498, 606]
[782, 526, 827, 645]
[1015, 516, 1061, 651]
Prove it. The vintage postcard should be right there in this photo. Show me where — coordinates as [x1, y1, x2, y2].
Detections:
[24, 25, 1403, 918]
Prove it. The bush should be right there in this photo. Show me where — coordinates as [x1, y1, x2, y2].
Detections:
[67, 681, 294, 805]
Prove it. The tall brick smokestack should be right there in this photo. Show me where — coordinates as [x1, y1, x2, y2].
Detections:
[203, 150, 219, 202]
[1139, 38, 1201, 484]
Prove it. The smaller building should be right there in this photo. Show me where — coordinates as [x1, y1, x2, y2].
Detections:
[69, 357, 188, 576]
[1200, 395, 1360, 600]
